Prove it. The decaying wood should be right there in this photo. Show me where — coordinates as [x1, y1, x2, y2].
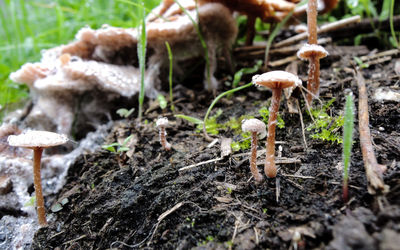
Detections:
[327, 15, 400, 41]
[274, 15, 361, 48]
[356, 70, 388, 195]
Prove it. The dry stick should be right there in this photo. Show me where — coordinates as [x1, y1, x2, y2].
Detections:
[356, 70, 387, 194]
[296, 99, 308, 149]
[274, 15, 361, 48]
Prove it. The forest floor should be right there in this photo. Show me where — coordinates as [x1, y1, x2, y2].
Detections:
[30, 39, 400, 250]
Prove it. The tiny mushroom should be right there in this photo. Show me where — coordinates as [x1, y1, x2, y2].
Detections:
[242, 119, 266, 183]
[156, 117, 171, 151]
[297, 44, 328, 104]
[7, 130, 68, 226]
[252, 71, 301, 178]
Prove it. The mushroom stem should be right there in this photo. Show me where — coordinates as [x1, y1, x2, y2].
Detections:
[33, 147, 47, 226]
[159, 126, 171, 151]
[265, 88, 282, 178]
[250, 131, 263, 182]
[307, 0, 318, 45]
[306, 56, 316, 104]
[245, 15, 256, 46]
[313, 58, 320, 99]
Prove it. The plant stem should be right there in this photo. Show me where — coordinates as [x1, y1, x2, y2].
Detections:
[203, 82, 252, 141]
[33, 147, 47, 226]
[389, 0, 399, 48]
[342, 92, 354, 203]
[165, 41, 175, 112]
[265, 88, 281, 178]
[138, 1, 147, 121]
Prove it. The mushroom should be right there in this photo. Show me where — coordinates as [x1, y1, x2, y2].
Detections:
[7, 130, 68, 226]
[156, 117, 171, 151]
[296, 0, 329, 105]
[242, 119, 266, 183]
[297, 43, 328, 104]
[252, 71, 301, 178]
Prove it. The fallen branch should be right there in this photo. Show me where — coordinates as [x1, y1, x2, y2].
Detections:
[274, 15, 361, 48]
[355, 70, 388, 195]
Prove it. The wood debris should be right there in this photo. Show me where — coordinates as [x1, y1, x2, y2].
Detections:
[355, 70, 388, 195]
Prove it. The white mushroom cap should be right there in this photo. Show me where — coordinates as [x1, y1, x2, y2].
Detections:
[242, 119, 266, 133]
[156, 117, 169, 127]
[252, 71, 302, 89]
[297, 44, 329, 60]
[7, 131, 68, 149]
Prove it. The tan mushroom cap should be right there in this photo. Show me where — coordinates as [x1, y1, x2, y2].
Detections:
[252, 70, 302, 89]
[297, 44, 329, 60]
[156, 117, 169, 127]
[7, 131, 68, 149]
[242, 119, 266, 133]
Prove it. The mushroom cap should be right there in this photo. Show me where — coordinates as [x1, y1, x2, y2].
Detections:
[7, 131, 68, 149]
[297, 44, 329, 60]
[242, 119, 266, 133]
[252, 71, 301, 89]
[156, 117, 169, 127]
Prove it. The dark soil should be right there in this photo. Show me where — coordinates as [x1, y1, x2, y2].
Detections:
[33, 46, 400, 249]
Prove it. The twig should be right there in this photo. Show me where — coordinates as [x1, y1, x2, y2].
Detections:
[296, 99, 308, 149]
[149, 202, 184, 243]
[281, 173, 315, 179]
[274, 15, 361, 48]
[355, 70, 388, 194]
[179, 157, 223, 172]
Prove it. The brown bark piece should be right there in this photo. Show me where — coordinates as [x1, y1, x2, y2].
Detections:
[356, 70, 388, 195]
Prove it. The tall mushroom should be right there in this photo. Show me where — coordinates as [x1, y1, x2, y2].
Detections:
[242, 119, 266, 182]
[7, 131, 68, 226]
[252, 71, 301, 178]
[298, 0, 329, 104]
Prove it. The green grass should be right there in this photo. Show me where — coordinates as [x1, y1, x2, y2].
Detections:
[0, 0, 160, 120]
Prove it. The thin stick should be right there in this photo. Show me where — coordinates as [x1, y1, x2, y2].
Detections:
[274, 15, 361, 48]
[296, 99, 308, 149]
[355, 70, 387, 194]
[179, 157, 223, 172]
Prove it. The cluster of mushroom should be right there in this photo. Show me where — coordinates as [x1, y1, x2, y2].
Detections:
[243, 71, 301, 182]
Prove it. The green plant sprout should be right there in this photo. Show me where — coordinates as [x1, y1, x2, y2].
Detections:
[116, 108, 135, 118]
[137, 1, 147, 121]
[102, 135, 134, 154]
[389, 0, 399, 48]
[258, 107, 285, 129]
[176, 109, 224, 135]
[353, 56, 369, 69]
[165, 41, 175, 111]
[157, 94, 168, 110]
[203, 82, 253, 140]
[231, 60, 262, 89]
[307, 98, 344, 144]
[174, 0, 211, 89]
[342, 91, 355, 203]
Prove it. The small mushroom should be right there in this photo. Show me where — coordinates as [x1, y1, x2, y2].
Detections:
[252, 71, 301, 178]
[7, 131, 68, 226]
[242, 119, 266, 183]
[156, 117, 171, 151]
[297, 44, 328, 104]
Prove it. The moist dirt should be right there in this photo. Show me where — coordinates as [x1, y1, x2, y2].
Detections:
[32, 46, 400, 249]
